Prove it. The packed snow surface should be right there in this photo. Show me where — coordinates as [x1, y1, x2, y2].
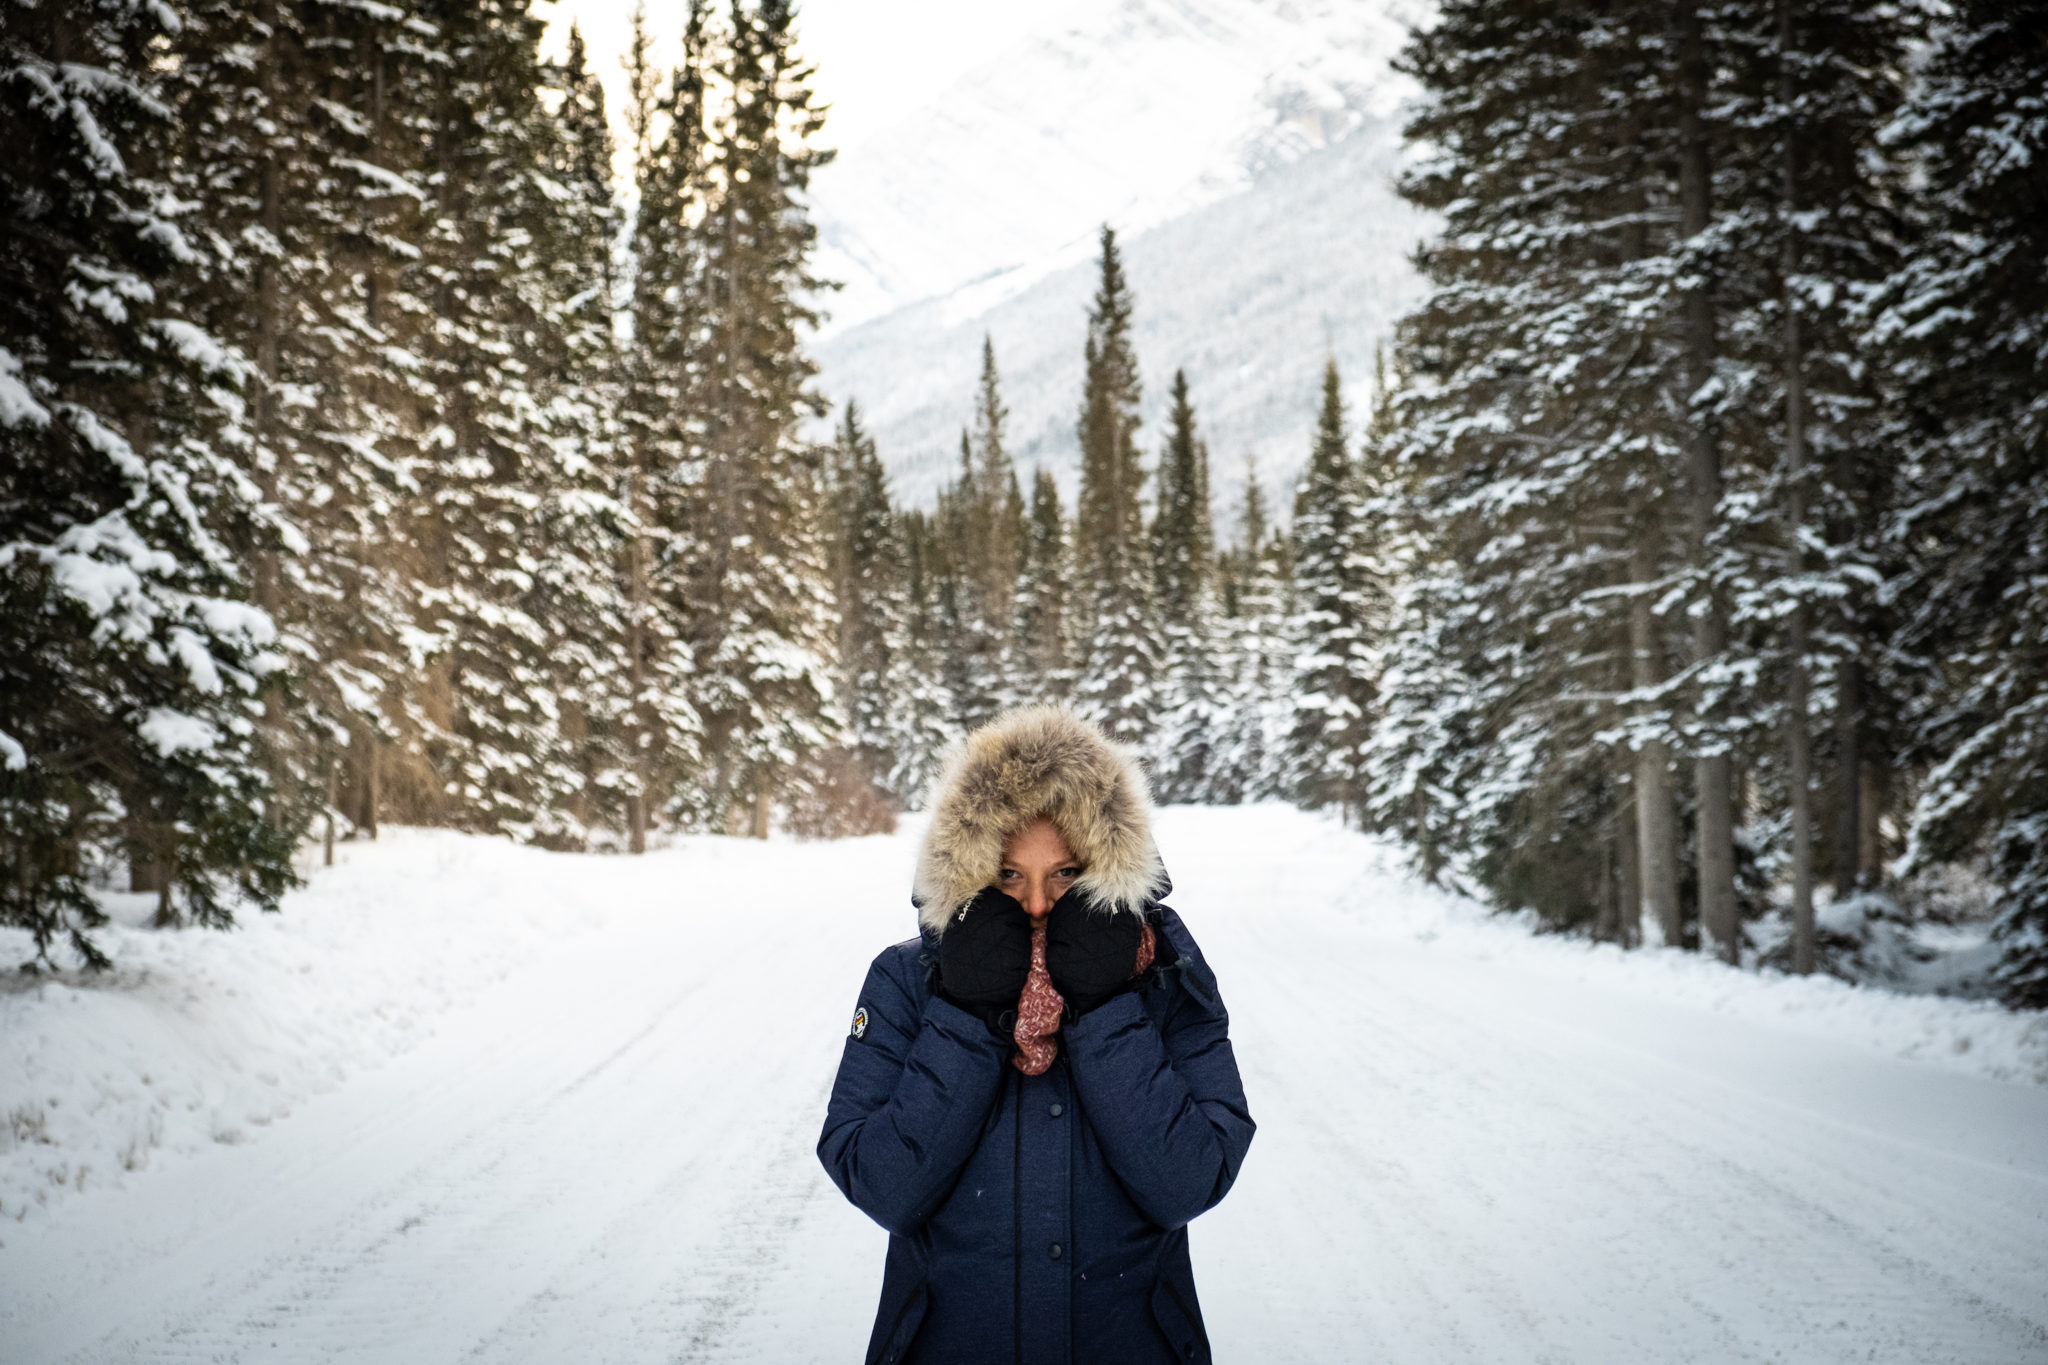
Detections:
[3, 806, 2045, 1362]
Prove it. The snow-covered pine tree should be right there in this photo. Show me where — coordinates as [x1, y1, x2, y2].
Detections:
[1149, 370, 1227, 802]
[943, 337, 1022, 728]
[1071, 225, 1161, 747]
[1213, 459, 1290, 803]
[687, 0, 838, 835]
[884, 508, 960, 805]
[1392, 1, 1695, 939]
[2, 0, 297, 961]
[1720, 0, 1917, 970]
[1285, 361, 1382, 823]
[404, 0, 592, 841]
[1879, 0, 2048, 1008]
[165, 0, 433, 851]
[518, 22, 637, 849]
[828, 401, 900, 788]
[1009, 467, 1073, 706]
[618, 2, 712, 849]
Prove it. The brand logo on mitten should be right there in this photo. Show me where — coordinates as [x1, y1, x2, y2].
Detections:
[850, 1006, 869, 1040]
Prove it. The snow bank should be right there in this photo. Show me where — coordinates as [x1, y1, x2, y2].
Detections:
[1323, 819, 2048, 1087]
[0, 831, 634, 1226]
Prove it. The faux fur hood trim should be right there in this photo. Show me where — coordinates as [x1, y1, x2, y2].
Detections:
[914, 706, 1165, 939]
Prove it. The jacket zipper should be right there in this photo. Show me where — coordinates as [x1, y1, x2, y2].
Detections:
[1012, 1067, 1023, 1365]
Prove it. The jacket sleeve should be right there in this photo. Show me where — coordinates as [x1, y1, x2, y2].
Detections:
[1061, 921, 1255, 1231]
[817, 947, 1011, 1237]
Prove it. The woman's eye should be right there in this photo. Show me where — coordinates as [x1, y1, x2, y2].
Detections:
[999, 869, 1017, 880]
[1056, 868, 1079, 879]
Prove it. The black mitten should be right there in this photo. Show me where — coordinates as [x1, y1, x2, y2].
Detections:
[936, 888, 1033, 1021]
[1045, 891, 1145, 1015]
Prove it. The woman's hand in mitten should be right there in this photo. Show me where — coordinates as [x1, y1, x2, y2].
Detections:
[1044, 892, 1145, 1015]
[936, 887, 1033, 1016]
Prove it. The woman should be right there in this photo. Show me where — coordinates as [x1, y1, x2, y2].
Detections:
[818, 706, 1255, 1365]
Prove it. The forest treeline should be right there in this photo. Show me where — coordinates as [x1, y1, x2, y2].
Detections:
[3, 0, 835, 960]
[3, 0, 2044, 1007]
[1371, 0, 2048, 1006]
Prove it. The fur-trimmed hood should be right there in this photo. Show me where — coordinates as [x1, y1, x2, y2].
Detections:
[914, 706, 1165, 938]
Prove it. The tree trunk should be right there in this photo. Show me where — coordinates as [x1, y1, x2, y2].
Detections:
[1860, 757, 1884, 887]
[1629, 545, 1683, 948]
[752, 782, 773, 840]
[626, 465, 649, 856]
[1675, 0, 1740, 963]
[324, 755, 338, 867]
[1780, 0, 1815, 975]
[365, 737, 380, 840]
[1597, 830, 1618, 943]
[149, 830, 177, 928]
[1833, 655, 1862, 895]
[1618, 794, 1643, 949]
[129, 822, 163, 894]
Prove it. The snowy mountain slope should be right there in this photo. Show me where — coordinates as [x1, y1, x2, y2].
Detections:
[806, 0, 1436, 514]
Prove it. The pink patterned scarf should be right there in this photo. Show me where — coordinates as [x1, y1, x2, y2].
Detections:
[1011, 918, 1156, 1075]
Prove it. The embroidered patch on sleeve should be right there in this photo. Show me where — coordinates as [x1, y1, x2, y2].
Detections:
[850, 1005, 870, 1040]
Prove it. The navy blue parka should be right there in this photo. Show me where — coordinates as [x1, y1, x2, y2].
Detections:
[818, 901, 1254, 1365]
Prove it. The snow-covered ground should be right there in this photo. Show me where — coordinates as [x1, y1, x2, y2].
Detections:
[3, 806, 2045, 1362]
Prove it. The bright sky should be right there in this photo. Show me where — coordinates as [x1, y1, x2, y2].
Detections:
[535, 0, 1076, 181]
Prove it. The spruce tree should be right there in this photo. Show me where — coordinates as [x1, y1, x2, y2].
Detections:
[619, 2, 712, 847]
[1286, 361, 1382, 822]
[1214, 459, 1290, 803]
[884, 509, 960, 803]
[408, 0, 586, 840]
[944, 336, 1022, 726]
[687, 0, 839, 834]
[830, 401, 901, 786]
[1391, 1, 1708, 940]
[1071, 225, 1161, 746]
[523, 23, 637, 848]
[2, 0, 297, 961]
[1150, 370, 1227, 802]
[1010, 467, 1073, 705]
[1881, 0, 2048, 1007]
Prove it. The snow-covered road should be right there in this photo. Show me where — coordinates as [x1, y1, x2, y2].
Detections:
[3, 807, 2045, 1363]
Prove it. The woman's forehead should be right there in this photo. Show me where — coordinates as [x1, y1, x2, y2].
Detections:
[1004, 816, 1074, 861]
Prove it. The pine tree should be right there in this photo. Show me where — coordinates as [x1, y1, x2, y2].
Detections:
[2, 0, 297, 961]
[407, 0, 589, 841]
[1010, 467, 1073, 705]
[167, 0, 435, 850]
[1881, 1, 2048, 1007]
[943, 336, 1022, 728]
[1150, 370, 1227, 801]
[829, 401, 901, 784]
[1214, 459, 1290, 803]
[688, 0, 839, 835]
[522, 23, 637, 848]
[1286, 361, 1383, 822]
[1390, 2, 1716, 941]
[885, 509, 960, 804]
[618, 1, 712, 848]
[1071, 225, 1160, 746]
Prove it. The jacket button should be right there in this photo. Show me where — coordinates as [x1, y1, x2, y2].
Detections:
[1049, 1243, 1063, 1259]
[1049, 1102, 1064, 1117]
